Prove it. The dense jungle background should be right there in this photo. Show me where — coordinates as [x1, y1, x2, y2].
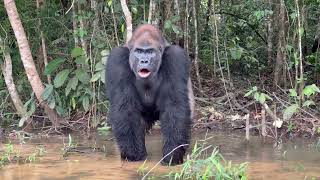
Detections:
[0, 0, 319, 139]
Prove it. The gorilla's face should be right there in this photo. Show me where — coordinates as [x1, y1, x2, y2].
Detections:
[129, 46, 162, 79]
[128, 30, 165, 80]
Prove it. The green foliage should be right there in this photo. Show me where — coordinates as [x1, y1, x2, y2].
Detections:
[44, 58, 65, 76]
[244, 86, 272, 104]
[167, 142, 248, 180]
[0, 143, 45, 168]
[61, 134, 78, 158]
[283, 104, 299, 121]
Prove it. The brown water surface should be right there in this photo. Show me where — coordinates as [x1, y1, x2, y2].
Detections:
[0, 131, 319, 180]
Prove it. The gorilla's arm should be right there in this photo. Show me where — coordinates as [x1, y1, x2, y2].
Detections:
[158, 45, 192, 165]
[106, 47, 147, 161]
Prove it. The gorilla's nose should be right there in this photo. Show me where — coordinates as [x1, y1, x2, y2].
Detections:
[139, 59, 150, 66]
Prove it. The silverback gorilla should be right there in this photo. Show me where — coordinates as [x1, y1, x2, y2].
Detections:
[106, 24, 194, 165]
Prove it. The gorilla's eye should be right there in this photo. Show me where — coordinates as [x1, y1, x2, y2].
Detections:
[135, 48, 143, 53]
[146, 49, 154, 54]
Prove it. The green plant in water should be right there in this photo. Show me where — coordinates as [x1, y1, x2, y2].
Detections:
[0, 143, 21, 168]
[167, 142, 248, 180]
[61, 134, 78, 158]
[137, 160, 149, 177]
[25, 145, 46, 163]
[97, 122, 111, 136]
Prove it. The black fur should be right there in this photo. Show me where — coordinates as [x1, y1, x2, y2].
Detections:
[106, 45, 191, 165]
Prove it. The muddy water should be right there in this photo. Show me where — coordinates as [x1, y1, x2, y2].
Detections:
[0, 131, 320, 180]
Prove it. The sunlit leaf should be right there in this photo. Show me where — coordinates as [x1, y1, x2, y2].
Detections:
[65, 77, 78, 96]
[71, 47, 85, 58]
[302, 100, 315, 107]
[44, 58, 65, 75]
[54, 69, 71, 88]
[230, 47, 243, 60]
[82, 96, 90, 111]
[303, 84, 320, 97]
[75, 69, 90, 84]
[90, 72, 101, 82]
[283, 104, 299, 121]
[41, 84, 54, 101]
[289, 89, 297, 97]
[95, 61, 105, 71]
[101, 50, 109, 57]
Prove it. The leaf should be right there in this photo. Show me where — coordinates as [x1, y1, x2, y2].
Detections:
[101, 50, 109, 57]
[71, 47, 85, 58]
[258, 93, 266, 104]
[65, 77, 78, 96]
[100, 70, 106, 84]
[75, 56, 87, 65]
[244, 86, 257, 97]
[71, 97, 76, 110]
[132, 7, 138, 14]
[121, 24, 125, 33]
[283, 104, 299, 121]
[254, 92, 260, 102]
[303, 84, 320, 97]
[44, 58, 65, 75]
[172, 25, 180, 34]
[90, 72, 101, 82]
[54, 69, 71, 88]
[302, 100, 315, 107]
[230, 47, 243, 60]
[48, 95, 56, 109]
[82, 96, 90, 111]
[95, 61, 105, 71]
[56, 106, 66, 116]
[164, 20, 172, 29]
[289, 89, 297, 97]
[41, 84, 54, 100]
[107, 0, 112, 7]
[75, 69, 90, 84]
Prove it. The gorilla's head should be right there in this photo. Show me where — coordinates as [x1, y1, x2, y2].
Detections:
[127, 25, 167, 79]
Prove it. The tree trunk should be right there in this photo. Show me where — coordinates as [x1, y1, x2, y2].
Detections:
[296, 0, 304, 104]
[147, 0, 156, 24]
[72, 2, 79, 46]
[0, 37, 27, 118]
[36, 0, 51, 84]
[4, 0, 60, 127]
[77, 1, 88, 56]
[267, 0, 273, 65]
[273, 0, 287, 88]
[192, 0, 202, 91]
[184, 0, 190, 54]
[120, 0, 132, 42]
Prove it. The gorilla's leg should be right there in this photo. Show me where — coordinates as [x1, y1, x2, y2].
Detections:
[106, 47, 147, 161]
[109, 105, 146, 161]
[159, 101, 191, 165]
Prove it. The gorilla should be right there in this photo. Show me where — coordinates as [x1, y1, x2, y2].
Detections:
[106, 24, 194, 165]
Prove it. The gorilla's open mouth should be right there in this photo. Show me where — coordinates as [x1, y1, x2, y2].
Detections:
[138, 69, 151, 78]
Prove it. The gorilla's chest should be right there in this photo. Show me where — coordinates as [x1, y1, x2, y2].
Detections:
[135, 79, 161, 109]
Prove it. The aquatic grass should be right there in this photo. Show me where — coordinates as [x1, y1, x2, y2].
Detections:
[0, 143, 45, 167]
[167, 142, 248, 180]
[61, 134, 78, 158]
[0, 143, 21, 167]
[139, 137, 248, 180]
[25, 145, 46, 163]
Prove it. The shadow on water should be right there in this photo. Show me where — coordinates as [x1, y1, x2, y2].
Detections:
[0, 130, 320, 179]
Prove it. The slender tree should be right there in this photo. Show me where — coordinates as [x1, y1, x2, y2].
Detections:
[120, 0, 132, 42]
[4, 0, 60, 127]
[0, 37, 27, 119]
